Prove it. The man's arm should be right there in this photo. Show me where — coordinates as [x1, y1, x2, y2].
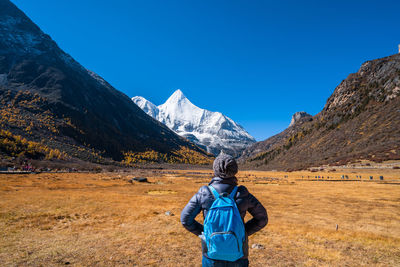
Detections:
[180, 187, 204, 236]
[245, 193, 268, 236]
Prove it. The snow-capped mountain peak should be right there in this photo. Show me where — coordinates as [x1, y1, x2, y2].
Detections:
[132, 89, 256, 157]
[165, 89, 186, 103]
[158, 89, 208, 128]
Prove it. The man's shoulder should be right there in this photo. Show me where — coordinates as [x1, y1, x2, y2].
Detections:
[236, 185, 250, 198]
[197, 184, 250, 198]
[197, 185, 211, 195]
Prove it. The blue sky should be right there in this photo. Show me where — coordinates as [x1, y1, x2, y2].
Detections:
[12, 0, 400, 141]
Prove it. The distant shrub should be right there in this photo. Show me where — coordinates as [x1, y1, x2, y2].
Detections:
[93, 167, 103, 173]
[105, 166, 116, 172]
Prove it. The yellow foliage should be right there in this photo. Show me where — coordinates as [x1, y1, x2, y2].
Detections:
[0, 90, 59, 134]
[123, 146, 213, 165]
[0, 129, 68, 160]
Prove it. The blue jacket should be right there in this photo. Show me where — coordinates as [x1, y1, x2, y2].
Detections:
[180, 176, 268, 258]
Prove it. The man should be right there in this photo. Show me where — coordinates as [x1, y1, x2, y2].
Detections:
[181, 154, 268, 267]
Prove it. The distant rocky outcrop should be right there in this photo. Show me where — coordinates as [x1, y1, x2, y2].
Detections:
[240, 111, 311, 161]
[289, 112, 312, 127]
[241, 53, 400, 170]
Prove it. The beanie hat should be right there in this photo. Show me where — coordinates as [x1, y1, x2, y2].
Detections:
[213, 153, 238, 179]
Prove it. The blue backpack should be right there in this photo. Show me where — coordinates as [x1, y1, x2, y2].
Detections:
[204, 185, 245, 261]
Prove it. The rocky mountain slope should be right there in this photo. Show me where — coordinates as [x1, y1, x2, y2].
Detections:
[0, 0, 210, 164]
[133, 89, 256, 157]
[241, 112, 312, 160]
[241, 53, 400, 170]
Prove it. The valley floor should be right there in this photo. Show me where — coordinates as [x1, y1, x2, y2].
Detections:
[0, 169, 399, 266]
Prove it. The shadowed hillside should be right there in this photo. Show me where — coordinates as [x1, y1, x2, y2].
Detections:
[0, 0, 212, 165]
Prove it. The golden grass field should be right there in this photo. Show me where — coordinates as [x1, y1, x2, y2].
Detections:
[1, 168, 400, 266]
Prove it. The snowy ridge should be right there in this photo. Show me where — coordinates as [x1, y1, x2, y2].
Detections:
[132, 96, 160, 119]
[132, 89, 256, 157]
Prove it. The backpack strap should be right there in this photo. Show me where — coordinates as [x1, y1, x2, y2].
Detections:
[208, 185, 220, 199]
[208, 185, 238, 199]
[229, 186, 238, 199]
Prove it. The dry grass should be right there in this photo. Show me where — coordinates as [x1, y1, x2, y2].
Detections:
[0, 169, 399, 266]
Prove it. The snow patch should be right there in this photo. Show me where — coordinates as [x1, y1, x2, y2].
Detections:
[0, 74, 7, 86]
[0, 15, 43, 55]
[0, 16, 22, 27]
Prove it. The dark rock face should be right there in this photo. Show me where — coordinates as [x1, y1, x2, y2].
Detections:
[0, 0, 205, 161]
[241, 53, 400, 170]
[289, 112, 312, 127]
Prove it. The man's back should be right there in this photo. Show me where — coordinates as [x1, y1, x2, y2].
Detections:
[180, 154, 268, 266]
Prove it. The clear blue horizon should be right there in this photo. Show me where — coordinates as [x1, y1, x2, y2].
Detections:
[11, 0, 400, 141]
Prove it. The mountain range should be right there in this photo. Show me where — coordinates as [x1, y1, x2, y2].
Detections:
[132, 89, 256, 157]
[0, 0, 211, 165]
[1, 0, 399, 169]
[241, 53, 400, 170]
